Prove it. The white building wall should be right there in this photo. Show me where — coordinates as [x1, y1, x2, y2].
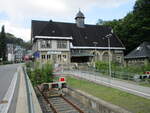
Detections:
[8, 53, 14, 62]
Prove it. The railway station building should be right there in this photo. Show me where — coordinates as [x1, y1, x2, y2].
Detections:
[31, 10, 125, 64]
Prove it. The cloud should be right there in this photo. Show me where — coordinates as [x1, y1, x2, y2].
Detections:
[0, 0, 134, 41]
[0, 20, 30, 42]
[1, 0, 132, 19]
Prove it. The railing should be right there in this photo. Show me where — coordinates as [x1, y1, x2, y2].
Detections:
[23, 67, 35, 113]
[62, 64, 137, 82]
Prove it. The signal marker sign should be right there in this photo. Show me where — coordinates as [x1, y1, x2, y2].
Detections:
[59, 77, 65, 82]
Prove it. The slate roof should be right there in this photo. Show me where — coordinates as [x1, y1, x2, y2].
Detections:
[31, 20, 125, 49]
[125, 42, 150, 59]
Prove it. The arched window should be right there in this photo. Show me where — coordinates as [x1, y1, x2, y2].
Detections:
[102, 52, 109, 62]
[92, 51, 99, 61]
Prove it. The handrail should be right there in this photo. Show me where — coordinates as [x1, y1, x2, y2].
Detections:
[23, 67, 35, 113]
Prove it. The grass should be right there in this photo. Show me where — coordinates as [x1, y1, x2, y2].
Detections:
[66, 76, 150, 113]
[139, 82, 150, 87]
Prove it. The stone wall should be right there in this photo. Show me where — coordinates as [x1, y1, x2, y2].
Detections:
[64, 87, 131, 113]
[124, 58, 150, 67]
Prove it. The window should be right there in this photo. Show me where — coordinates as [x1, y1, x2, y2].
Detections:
[41, 40, 51, 48]
[41, 40, 46, 48]
[47, 40, 51, 48]
[57, 40, 67, 49]
[47, 55, 51, 59]
[42, 55, 45, 59]
[116, 56, 121, 63]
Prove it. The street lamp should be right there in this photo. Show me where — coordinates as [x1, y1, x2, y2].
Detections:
[93, 41, 98, 67]
[93, 41, 98, 82]
[105, 34, 112, 80]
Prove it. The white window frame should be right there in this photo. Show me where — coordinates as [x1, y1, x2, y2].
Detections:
[57, 40, 67, 49]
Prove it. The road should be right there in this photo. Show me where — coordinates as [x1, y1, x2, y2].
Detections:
[0, 64, 20, 113]
[59, 70, 150, 99]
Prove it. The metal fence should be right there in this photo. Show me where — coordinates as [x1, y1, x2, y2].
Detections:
[63, 64, 138, 82]
[23, 67, 35, 113]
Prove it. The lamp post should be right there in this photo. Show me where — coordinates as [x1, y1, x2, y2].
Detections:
[105, 34, 112, 80]
[93, 41, 98, 82]
[93, 41, 98, 68]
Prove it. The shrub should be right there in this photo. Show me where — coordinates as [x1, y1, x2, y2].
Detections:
[26, 61, 33, 68]
[42, 62, 54, 82]
[26, 61, 54, 86]
[95, 61, 150, 81]
[96, 61, 108, 70]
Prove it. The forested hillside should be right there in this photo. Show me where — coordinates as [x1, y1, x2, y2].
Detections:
[0, 25, 31, 60]
[97, 0, 150, 54]
[5, 33, 31, 49]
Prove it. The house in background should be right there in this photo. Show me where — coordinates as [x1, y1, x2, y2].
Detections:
[31, 10, 125, 64]
[125, 42, 150, 66]
[14, 45, 26, 62]
[7, 43, 15, 62]
[7, 44, 26, 62]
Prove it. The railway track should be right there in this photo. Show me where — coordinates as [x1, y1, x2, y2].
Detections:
[35, 87, 53, 113]
[36, 86, 85, 113]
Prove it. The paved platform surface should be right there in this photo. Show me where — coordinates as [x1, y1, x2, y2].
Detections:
[15, 66, 42, 113]
[15, 67, 28, 113]
[0, 64, 42, 113]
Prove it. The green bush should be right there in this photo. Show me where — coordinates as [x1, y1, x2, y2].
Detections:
[26, 61, 33, 68]
[26, 61, 54, 86]
[42, 62, 53, 82]
[96, 61, 108, 70]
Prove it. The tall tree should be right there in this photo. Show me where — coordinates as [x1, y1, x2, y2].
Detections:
[0, 29, 1, 60]
[133, 0, 150, 42]
[97, 0, 150, 54]
[0, 25, 7, 61]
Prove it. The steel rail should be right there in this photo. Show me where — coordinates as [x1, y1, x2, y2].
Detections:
[37, 85, 84, 113]
[61, 95, 84, 113]
[37, 86, 57, 113]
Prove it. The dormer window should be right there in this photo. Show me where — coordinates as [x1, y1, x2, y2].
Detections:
[52, 30, 55, 33]
[85, 36, 88, 39]
[136, 47, 142, 51]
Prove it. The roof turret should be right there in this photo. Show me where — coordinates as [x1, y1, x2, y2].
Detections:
[75, 10, 85, 19]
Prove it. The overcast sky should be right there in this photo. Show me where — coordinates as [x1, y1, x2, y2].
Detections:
[0, 0, 136, 42]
